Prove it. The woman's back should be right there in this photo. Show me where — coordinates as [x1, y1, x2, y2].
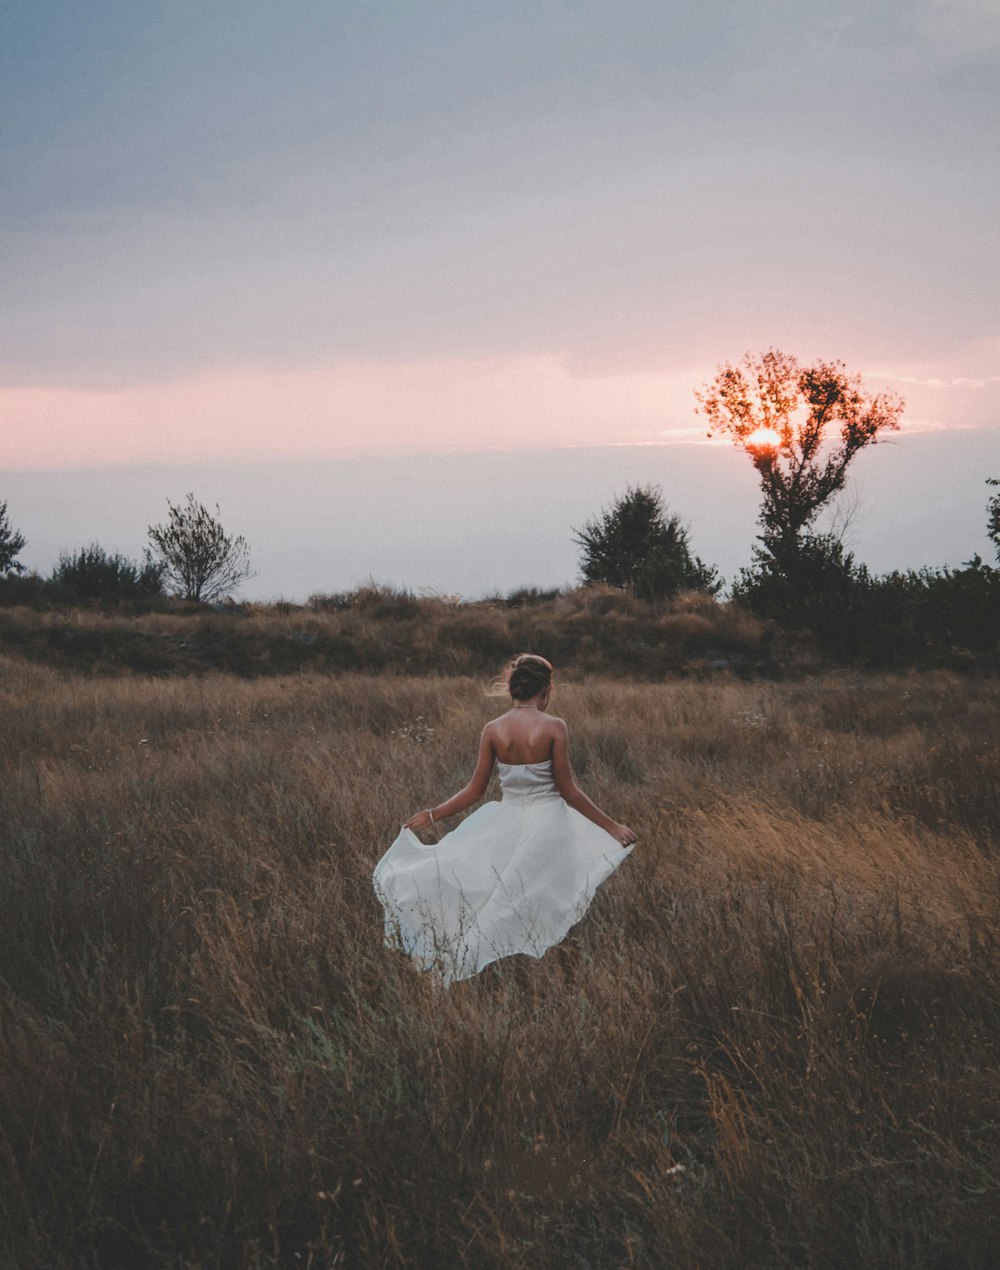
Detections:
[487, 708, 561, 766]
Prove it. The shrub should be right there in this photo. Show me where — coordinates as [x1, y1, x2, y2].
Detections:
[732, 534, 870, 645]
[0, 500, 26, 575]
[874, 559, 1000, 661]
[307, 591, 354, 613]
[0, 572, 48, 609]
[50, 544, 165, 608]
[148, 493, 254, 603]
[501, 586, 565, 608]
[734, 536, 1000, 667]
[574, 485, 720, 599]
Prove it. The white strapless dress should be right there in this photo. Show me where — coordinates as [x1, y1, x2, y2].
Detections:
[373, 760, 632, 984]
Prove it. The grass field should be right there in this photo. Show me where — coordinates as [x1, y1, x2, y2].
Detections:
[1, 655, 998, 1267]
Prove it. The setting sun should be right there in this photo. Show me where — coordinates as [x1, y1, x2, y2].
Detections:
[746, 426, 783, 449]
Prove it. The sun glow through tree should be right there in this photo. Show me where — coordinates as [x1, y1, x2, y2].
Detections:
[745, 427, 783, 452]
[696, 349, 904, 565]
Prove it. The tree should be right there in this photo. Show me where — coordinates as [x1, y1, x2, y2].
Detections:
[987, 479, 1000, 565]
[574, 484, 720, 599]
[696, 349, 904, 568]
[147, 493, 254, 603]
[0, 500, 26, 574]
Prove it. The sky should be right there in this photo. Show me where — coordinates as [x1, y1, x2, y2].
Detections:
[2, 1, 998, 596]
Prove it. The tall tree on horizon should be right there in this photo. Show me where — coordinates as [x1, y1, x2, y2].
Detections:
[696, 349, 904, 568]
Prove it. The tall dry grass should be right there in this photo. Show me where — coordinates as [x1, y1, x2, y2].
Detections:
[1, 657, 998, 1267]
[0, 585, 775, 680]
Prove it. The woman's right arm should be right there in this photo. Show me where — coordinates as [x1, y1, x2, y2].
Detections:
[403, 725, 496, 830]
[550, 720, 636, 847]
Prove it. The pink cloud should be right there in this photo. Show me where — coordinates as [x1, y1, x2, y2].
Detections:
[2, 356, 709, 470]
[4, 343, 994, 473]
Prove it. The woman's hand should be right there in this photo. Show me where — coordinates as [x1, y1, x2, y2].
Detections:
[611, 822, 637, 848]
[404, 809, 434, 831]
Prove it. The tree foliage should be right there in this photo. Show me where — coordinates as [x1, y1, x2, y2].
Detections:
[574, 485, 720, 600]
[148, 493, 253, 603]
[987, 479, 1000, 565]
[696, 349, 904, 565]
[0, 500, 26, 575]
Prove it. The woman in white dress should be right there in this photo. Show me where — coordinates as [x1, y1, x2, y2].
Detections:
[373, 654, 636, 984]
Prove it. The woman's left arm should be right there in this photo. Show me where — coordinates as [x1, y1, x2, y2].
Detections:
[404, 727, 496, 830]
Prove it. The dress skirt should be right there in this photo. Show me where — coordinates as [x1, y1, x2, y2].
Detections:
[373, 782, 632, 984]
